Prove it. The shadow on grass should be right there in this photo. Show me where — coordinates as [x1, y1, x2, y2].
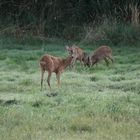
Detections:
[31, 100, 43, 108]
[0, 99, 20, 106]
[45, 92, 58, 97]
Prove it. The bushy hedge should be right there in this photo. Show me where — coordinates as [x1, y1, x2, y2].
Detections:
[0, 0, 140, 46]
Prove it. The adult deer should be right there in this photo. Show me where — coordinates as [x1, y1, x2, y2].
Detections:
[83, 45, 114, 67]
[40, 54, 74, 90]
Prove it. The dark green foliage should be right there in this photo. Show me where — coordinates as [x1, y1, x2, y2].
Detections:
[105, 24, 140, 46]
[0, 0, 140, 44]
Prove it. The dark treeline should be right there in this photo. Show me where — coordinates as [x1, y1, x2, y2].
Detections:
[0, 0, 140, 45]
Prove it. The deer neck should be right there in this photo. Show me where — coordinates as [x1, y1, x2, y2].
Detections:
[62, 56, 73, 69]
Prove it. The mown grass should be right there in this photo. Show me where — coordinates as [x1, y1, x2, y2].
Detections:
[0, 40, 140, 140]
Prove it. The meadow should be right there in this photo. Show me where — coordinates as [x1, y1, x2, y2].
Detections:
[0, 40, 140, 140]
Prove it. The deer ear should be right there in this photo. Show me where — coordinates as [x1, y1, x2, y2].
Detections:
[65, 46, 70, 51]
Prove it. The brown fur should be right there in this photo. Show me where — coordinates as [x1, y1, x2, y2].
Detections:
[66, 45, 85, 66]
[40, 54, 73, 90]
[90, 45, 114, 66]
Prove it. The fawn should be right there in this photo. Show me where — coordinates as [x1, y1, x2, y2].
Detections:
[65, 45, 85, 66]
[88, 45, 114, 67]
[40, 54, 74, 90]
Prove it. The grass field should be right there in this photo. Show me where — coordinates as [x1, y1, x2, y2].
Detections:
[0, 42, 140, 140]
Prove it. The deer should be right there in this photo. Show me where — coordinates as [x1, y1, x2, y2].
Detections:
[85, 45, 114, 67]
[40, 54, 74, 90]
[65, 45, 85, 66]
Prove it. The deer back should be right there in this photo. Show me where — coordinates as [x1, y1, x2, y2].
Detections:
[94, 46, 112, 58]
[40, 55, 62, 72]
[91, 45, 112, 61]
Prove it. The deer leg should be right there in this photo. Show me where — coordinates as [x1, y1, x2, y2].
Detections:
[47, 71, 52, 90]
[80, 58, 84, 67]
[104, 58, 109, 66]
[71, 57, 77, 70]
[56, 72, 61, 87]
[108, 55, 114, 63]
[71, 57, 76, 66]
[92, 59, 98, 67]
[41, 68, 45, 91]
[88, 57, 93, 67]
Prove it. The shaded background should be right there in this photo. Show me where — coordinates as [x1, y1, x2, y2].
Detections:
[0, 0, 140, 45]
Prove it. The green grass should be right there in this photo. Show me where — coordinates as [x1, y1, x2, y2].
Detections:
[0, 41, 140, 140]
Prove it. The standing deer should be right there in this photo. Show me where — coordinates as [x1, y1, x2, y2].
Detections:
[65, 45, 85, 66]
[88, 45, 114, 67]
[40, 54, 74, 90]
